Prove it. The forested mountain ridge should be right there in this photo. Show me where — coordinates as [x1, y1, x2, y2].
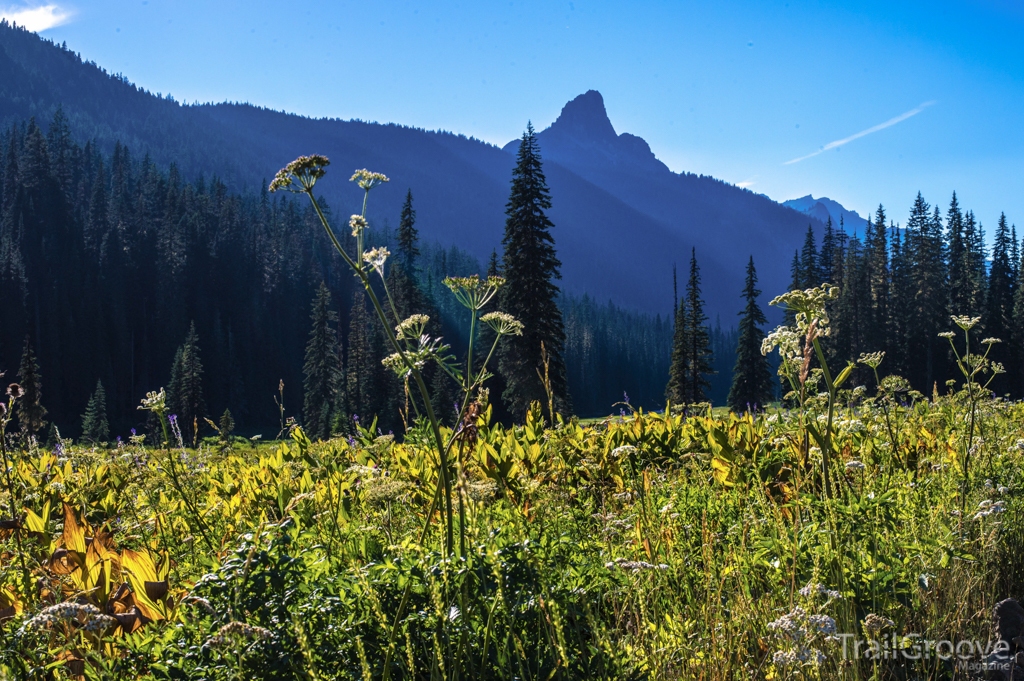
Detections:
[0, 21, 820, 316]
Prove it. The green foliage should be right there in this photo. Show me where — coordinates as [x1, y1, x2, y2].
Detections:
[81, 379, 110, 443]
[1, 384, 1022, 679]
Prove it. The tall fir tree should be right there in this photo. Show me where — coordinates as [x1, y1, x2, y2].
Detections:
[907, 194, 948, 389]
[665, 277, 689, 405]
[799, 225, 821, 287]
[16, 336, 46, 436]
[346, 289, 383, 426]
[964, 210, 988, 315]
[167, 321, 205, 444]
[785, 250, 801, 325]
[947, 192, 972, 316]
[986, 213, 1015, 390]
[887, 225, 913, 379]
[819, 216, 837, 285]
[496, 123, 572, 418]
[1012, 242, 1024, 398]
[80, 379, 110, 443]
[865, 205, 890, 357]
[727, 257, 774, 411]
[667, 249, 714, 404]
[303, 282, 343, 441]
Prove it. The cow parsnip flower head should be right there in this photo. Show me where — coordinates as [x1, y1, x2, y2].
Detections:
[938, 331, 956, 339]
[981, 337, 1002, 345]
[769, 284, 838, 335]
[381, 335, 450, 378]
[444, 275, 505, 310]
[395, 314, 430, 340]
[138, 388, 167, 414]
[481, 311, 524, 336]
[350, 169, 389, 191]
[951, 315, 981, 331]
[857, 351, 885, 370]
[362, 247, 390, 276]
[349, 214, 368, 237]
[269, 155, 330, 193]
[761, 326, 801, 379]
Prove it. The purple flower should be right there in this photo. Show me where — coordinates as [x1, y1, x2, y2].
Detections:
[131, 428, 137, 436]
[623, 391, 630, 405]
[168, 414, 178, 426]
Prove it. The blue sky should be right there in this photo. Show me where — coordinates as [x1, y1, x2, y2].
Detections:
[3, 0, 1022, 234]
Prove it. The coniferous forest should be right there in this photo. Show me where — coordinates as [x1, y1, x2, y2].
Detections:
[2, 109, 1023, 441]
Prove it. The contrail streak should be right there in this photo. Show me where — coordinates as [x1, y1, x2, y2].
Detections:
[784, 101, 936, 165]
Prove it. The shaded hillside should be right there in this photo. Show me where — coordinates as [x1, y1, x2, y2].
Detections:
[506, 90, 826, 315]
[0, 22, 819, 316]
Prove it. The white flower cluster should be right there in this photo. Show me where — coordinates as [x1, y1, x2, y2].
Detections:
[349, 214, 368, 237]
[768, 592, 841, 669]
[22, 602, 117, 633]
[798, 582, 842, 602]
[604, 557, 669, 572]
[395, 314, 430, 340]
[845, 460, 866, 472]
[773, 647, 826, 666]
[362, 247, 390, 276]
[974, 499, 1007, 520]
[205, 621, 273, 649]
[863, 613, 895, 633]
[611, 445, 638, 459]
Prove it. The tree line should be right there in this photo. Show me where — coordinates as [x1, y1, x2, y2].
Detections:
[0, 113, 696, 442]
[668, 194, 1024, 411]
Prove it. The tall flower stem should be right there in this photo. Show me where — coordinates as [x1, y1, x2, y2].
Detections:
[303, 187, 456, 556]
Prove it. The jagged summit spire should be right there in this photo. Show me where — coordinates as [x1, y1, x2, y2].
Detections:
[547, 90, 617, 140]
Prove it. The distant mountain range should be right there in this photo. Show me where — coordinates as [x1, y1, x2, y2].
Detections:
[782, 195, 869, 233]
[0, 22, 824, 317]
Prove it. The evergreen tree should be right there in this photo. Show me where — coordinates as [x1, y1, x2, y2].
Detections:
[668, 249, 714, 403]
[819, 216, 837, 285]
[1012, 245, 1024, 397]
[497, 123, 571, 417]
[865, 205, 890, 356]
[887, 226, 913, 379]
[986, 213, 1015, 389]
[218, 408, 235, 442]
[906, 194, 948, 389]
[346, 290, 383, 425]
[167, 321, 205, 444]
[832, 235, 870, 382]
[727, 257, 773, 411]
[80, 379, 109, 443]
[799, 225, 820, 287]
[15, 336, 46, 436]
[303, 282, 343, 441]
[785, 250, 801, 325]
[964, 210, 988, 315]
[665, 281, 689, 405]
[947, 192, 972, 316]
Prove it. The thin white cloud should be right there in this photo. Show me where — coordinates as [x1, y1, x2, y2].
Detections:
[736, 180, 755, 188]
[784, 101, 937, 165]
[0, 4, 73, 32]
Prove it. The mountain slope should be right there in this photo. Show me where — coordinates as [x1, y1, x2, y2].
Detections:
[783, 194, 869, 232]
[504, 91, 826, 315]
[1, 22, 818, 316]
